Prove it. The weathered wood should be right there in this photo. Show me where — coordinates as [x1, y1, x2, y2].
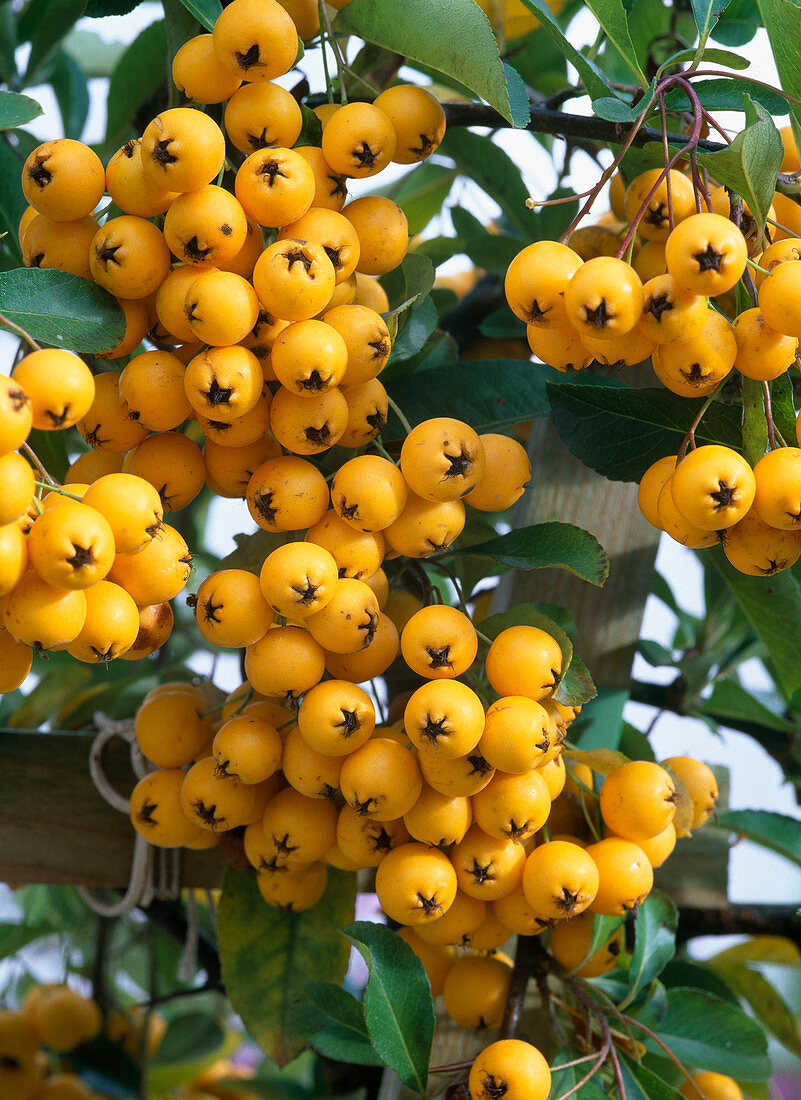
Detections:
[0, 730, 225, 887]
[494, 410, 661, 688]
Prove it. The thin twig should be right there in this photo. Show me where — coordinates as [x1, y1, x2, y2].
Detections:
[319, 0, 348, 104]
[22, 443, 58, 486]
[0, 312, 40, 350]
[386, 394, 413, 435]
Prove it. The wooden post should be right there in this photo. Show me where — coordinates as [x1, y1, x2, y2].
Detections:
[0, 730, 224, 887]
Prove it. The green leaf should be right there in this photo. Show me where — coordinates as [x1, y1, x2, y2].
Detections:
[592, 94, 643, 122]
[374, 163, 456, 237]
[692, 0, 732, 43]
[85, 0, 141, 13]
[717, 809, 801, 868]
[585, 914, 626, 967]
[336, 0, 526, 126]
[697, 97, 784, 237]
[343, 921, 434, 1095]
[64, 1033, 140, 1099]
[218, 866, 355, 1066]
[709, 936, 801, 966]
[585, 0, 648, 86]
[503, 62, 531, 128]
[518, 0, 612, 100]
[661, 959, 741, 1004]
[707, 546, 801, 698]
[381, 253, 436, 337]
[384, 359, 549, 436]
[0, 268, 127, 353]
[21, 0, 86, 83]
[565, 746, 631, 776]
[756, 0, 801, 141]
[713, 0, 762, 45]
[480, 602, 597, 706]
[626, 890, 678, 1002]
[635, 988, 770, 1080]
[439, 128, 537, 239]
[49, 48, 91, 140]
[290, 980, 384, 1067]
[665, 78, 786, 115]
[741, 376, 768, 467]
[153, 1012, 225, 1066]
[0, 92, 43, 131]
[178, 0, 221, 32]
[546, 383, 742, 482]
[105, 20, 167, 147]
[770, 372, 796, 447]
[572, 686, 628, 751]
[451, 521, 610, 587]
[619, 1055, 683, 1100]
[386, 296, 437, 365]
[699, 679, 793, 734]
[551, 1047, 608, 1099]
[659, 46, 751, 70]
[712, 962, 801, 1057]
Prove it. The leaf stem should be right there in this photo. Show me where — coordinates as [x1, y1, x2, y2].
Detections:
[386, 394, 413, 435]
[677, 380, 727, 461]
[33, 480, 82, 501]
[318, 1, 335, 104]
[619, 1012, 699, 1090]
[0, 312, 41, 350]
[319, 0, 348, 105]
[23, 443, 58, 486]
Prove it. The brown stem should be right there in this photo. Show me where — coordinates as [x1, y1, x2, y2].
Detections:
[501, 934, 534, 1039]
[763, 381, 779, 451]
[22, 443, 59, 486]
[0, 312, 40, 350]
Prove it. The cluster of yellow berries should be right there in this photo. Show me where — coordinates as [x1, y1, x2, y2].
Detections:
[0, 358, 185, 682]
[505, 144, 801, 576]
[0, 0, 464, 692]
[0, 985, 104, 1100]
[638, 441, 801, 574]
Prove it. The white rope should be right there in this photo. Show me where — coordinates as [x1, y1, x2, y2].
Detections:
[77, 837, 152, 917]
[88, 721, 134, 814]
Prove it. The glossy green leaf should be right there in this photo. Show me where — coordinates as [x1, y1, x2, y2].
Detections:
[635, 988, 770, 1080]
[105, 19, 167, 146]
[85, 0, 141, 13]
[661, 959, 741, 1004]
[659, 46, 750, 70]
[714, 0, 762, 45]
[584, 914, 626, 967]
[592, 94, 643, 121]
[381, 253, 436, 337]
[344, 921, 434, 1095]
[0, 91, 43, 131]
[178, 0, 221, 31]
[708, 547, 801, 698]
[337, 0, 527, 126]
[451, 521, 610, 587]
[699, 679, 793, 734]
[756, 0, 801, 140]
[619, 1055, 683, 1100]
[693, 0, 733, 42]
[384, 359, 549, 436]
[626, 890, 678, 1002]
[439, 128, 537, 238]
[218, 867, 355, 1066]
[518, 0, 612, 99]
[546, 383, 743, 482]
[49, 48, 91, 140]
[717, 808, 801, 868]
[697, 98, 784, 236]
[713, 962, 801, 1056]
[741, 376, 769, 466]
[387, 296, 437, 365]
[21, 0, 86, 82]
[585, 0, 648, 86]
[290, 980, 383, 1066]
[665, 77, 786, 114]
[0, 269, 126, 352]
[551, 1047, 608, 1099]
